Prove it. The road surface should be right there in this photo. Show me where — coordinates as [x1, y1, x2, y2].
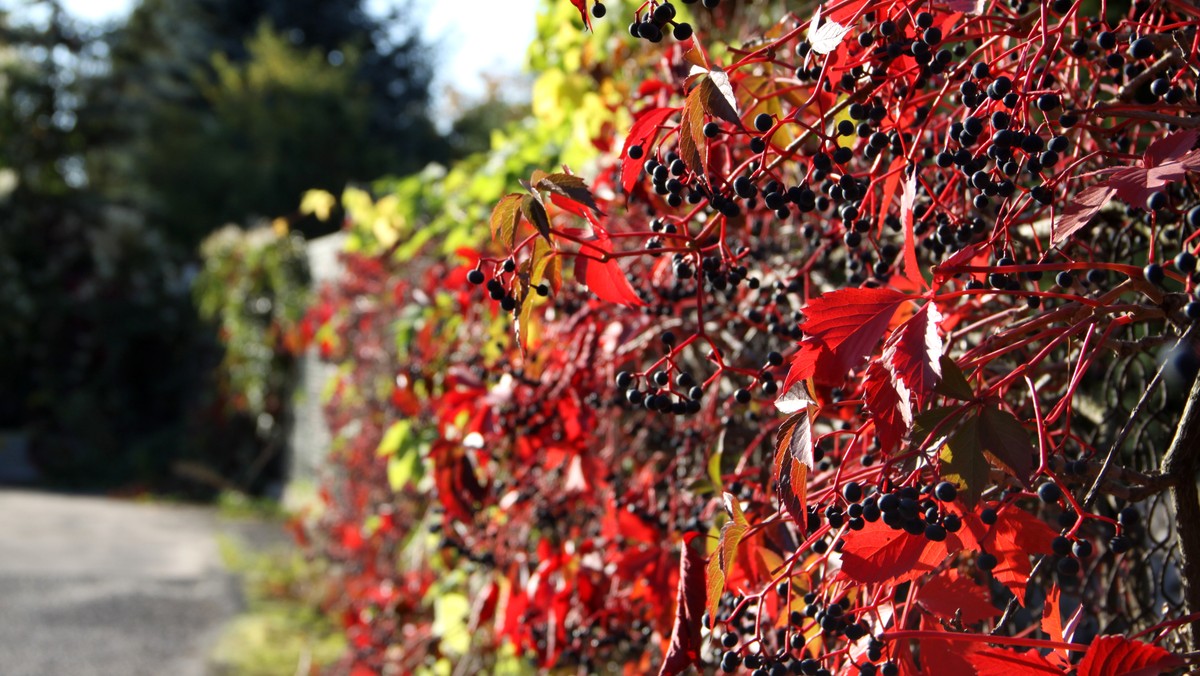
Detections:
[0, 489, 241, 676]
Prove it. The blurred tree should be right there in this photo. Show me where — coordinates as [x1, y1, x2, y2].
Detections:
[83, 0, 446, 246]
[442, 78, 532, 160]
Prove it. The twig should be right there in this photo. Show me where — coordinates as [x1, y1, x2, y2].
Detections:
[1083, 325, 1198, 508]
[1160, 357, 1200, 650]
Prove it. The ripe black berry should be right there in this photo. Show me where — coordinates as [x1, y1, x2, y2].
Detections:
[1119, 506, 1140, 525]
[1036, 93, 1060, 111]
[591, 1, 606, 18]
[466, 269, 485, 285]
[915, 11, 933, 28]
[1144, 263, 1165, 286]
[1174, 251, 1197, 273]
[977, 552, 998, 571]
[734, 388, 752, 404]
[934, 481, 957, 502]
[1056, 556, 1080, 575]
[980, 507, 998, 525]
[673, 22, 693, 40]
[627, 144, 643, 160]
[1128, 37, 1156, 60]
[1037, 482, 1063, 503]
[1073, 540, 1093, 558]
[1110, 535, 1132, 553]
[754, 113, 773, 132]
[842, 481, 863, 502]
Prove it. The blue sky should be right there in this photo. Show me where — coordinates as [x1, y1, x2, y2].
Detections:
[59, 0, 538, 112]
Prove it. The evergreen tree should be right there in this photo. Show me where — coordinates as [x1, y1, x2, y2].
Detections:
[82, 0, 445, 245]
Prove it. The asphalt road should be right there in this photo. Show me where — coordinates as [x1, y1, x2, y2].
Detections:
[0, 489, 241, 676]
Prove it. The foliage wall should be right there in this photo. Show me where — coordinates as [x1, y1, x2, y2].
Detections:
[305, 0, 1200, 674]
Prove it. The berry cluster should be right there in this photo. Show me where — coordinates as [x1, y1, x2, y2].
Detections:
[623, 2, 694, 42]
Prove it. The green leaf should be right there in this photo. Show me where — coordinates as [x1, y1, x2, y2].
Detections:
[377, 420, 412, 457]
[520, 194, 552, 242]
[940, 414, 989, 507]
[489, 193, 522, 248]
[913, 406, 958, 448]
[705, 493, 749, 624]
[707, 432, 725, 490]
[935, 355, 974, 400]
[979, 405, 1035, 484]
[535, 172, 602, 214]
[387, 443, 422, 491]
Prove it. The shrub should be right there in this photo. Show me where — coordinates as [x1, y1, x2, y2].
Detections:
[305, 0, 1200, 673]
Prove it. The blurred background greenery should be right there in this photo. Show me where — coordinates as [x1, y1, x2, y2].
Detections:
[0, 0, 529, 494]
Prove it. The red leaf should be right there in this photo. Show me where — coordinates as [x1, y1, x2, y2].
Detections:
[883, 301, 943, 411]
[875, 157, 905, 232]
[774, 410, 812, 529]
[863, 361, 908, 453]
[621, 107, 679, 194]
[899, 171, 926, 289]
[1076, 635, 1184, 676]
[969, 648, 1062, 675]
[678, 85, 708, 177]
[1052, 183, 1116, 246]
[659, 537, 706, 676]
[576, 235, 645, 306]
[568, 0, 592, 30]
[1042, 584, 1063, 642]
[798, 287, 909, 383]
[1058, 131, 1200, 246]
[916, 568, 999, 625]
[776, 409, 815, 470]
[982, 507, 1056, 605]
[838, 519, 960, 586]
[1144, 129, 1199, 167]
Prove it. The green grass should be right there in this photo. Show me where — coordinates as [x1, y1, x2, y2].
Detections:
[210, 513, 344, 675]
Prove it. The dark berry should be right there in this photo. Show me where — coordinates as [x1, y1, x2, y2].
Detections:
[1052, 535, 1072, 556]
[591, 1, 606, 18]
[673, 22, 693, 40]
[1036, 93, 1060, 111]
[1038, 482, 1063, 503]
[1175, 252, 1197, 274]
[1119, 506, 1140, 525]
[466, 269, 485, 285]
[754, 113, 773, 132]
[1128, 37, 1156, 60]
[934, 481, 957, 502]
[977, 552, 998, 571]
[1144, 263, 1165, 286]
[1056, 556, 1080, 576]
[628, 144, 644, 160]
[1073, 540, 1093, 558]
[1110, 535, 1131, 553]
[843, 481, 863, 502]
[734, 388, 752, 404]
[980, 507, 998, 525]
